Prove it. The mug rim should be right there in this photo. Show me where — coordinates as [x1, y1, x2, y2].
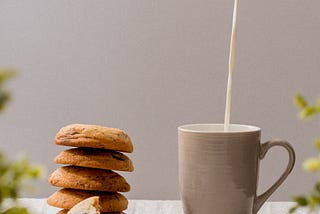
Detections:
[178, 123, 261, 133]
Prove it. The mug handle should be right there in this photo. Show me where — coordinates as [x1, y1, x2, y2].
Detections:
[253, 139, 296, 214]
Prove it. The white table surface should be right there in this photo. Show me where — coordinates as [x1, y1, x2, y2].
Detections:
[14, 199, 304, 214]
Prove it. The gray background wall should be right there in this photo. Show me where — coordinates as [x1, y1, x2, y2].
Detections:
[0, 0, 319, 200]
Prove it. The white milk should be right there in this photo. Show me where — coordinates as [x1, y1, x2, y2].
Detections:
[224, 0, 239, 132]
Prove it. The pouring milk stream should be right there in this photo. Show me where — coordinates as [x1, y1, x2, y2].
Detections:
[179, 2, 296, 212]
[224, 0, 239, 131]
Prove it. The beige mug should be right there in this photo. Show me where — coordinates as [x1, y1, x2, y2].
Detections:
[178, 124, 295, 214]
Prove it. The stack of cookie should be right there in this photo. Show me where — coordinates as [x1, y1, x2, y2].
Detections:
[47, 124, 134, 214]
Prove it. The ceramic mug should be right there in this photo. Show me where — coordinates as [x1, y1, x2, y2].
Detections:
[178, 124, 295, 214]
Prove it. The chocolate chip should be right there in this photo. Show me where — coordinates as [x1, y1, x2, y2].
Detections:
[111, 153, 125, 161]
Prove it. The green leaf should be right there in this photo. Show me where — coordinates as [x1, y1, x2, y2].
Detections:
[289, 206, 298, 214]
[314, 182, 320, 194]
[314, 139, 320, 151]
[0, 69, 15, 113]
[295, 94, 308, 109]
[308, 196, 320, 211]
[303, 158, 320, 172]
[0, 69, 15, 86]
[299, 107, 318, 119]
[2, 207, 29, 214]
[0, 91, 10, 112]
[294, 196, 308, 206]
[289, 206, 298, 213]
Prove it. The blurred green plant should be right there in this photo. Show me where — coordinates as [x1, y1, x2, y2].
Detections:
[0, 68, 43, 214]
[0, 68, 15, 112]
[0, 153, 43, 214]
[290, 95, 320, 213]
